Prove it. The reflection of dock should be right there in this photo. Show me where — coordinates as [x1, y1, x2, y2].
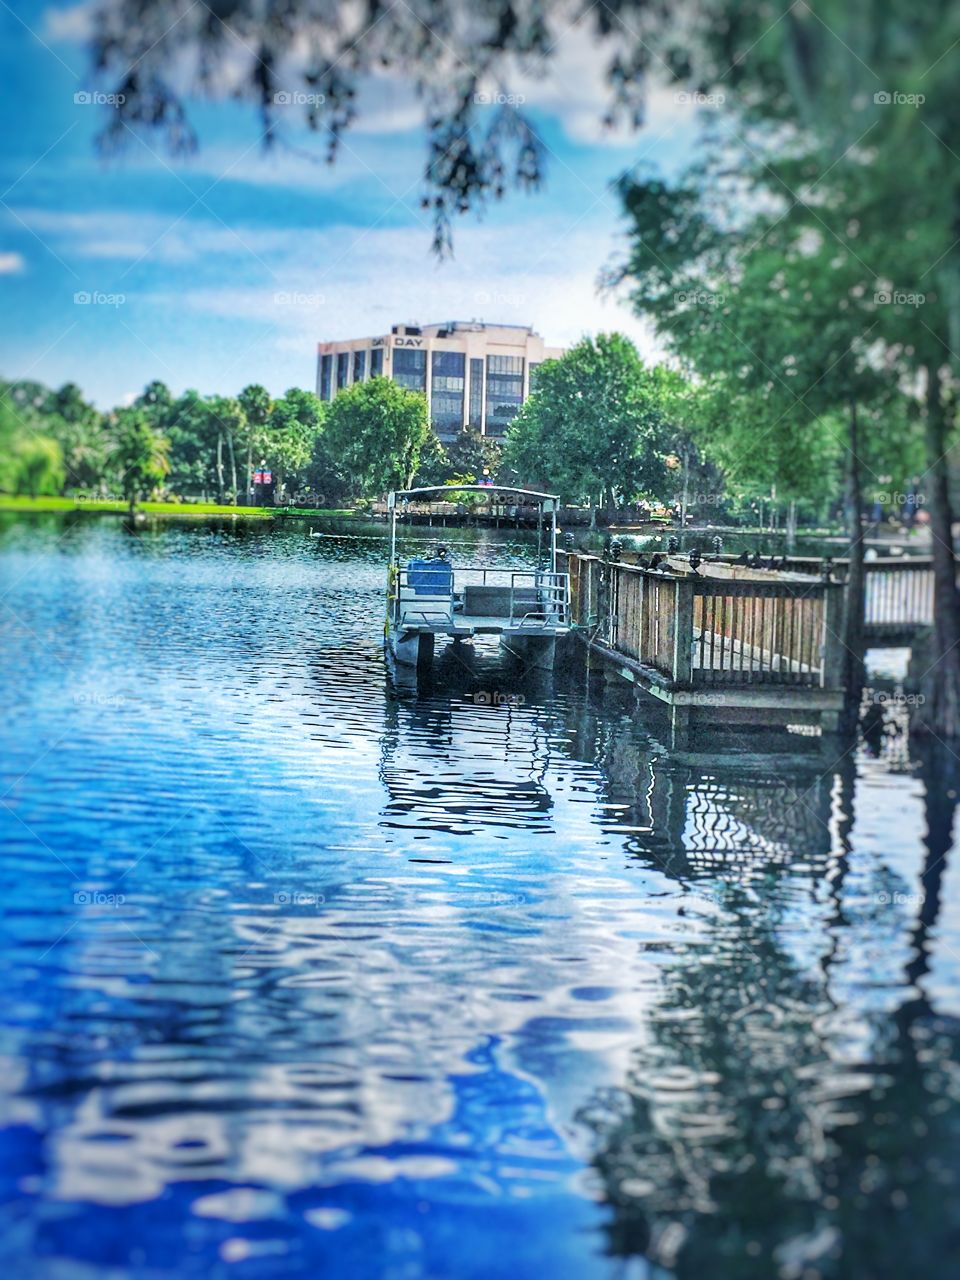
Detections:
[564, 700, 839, 882]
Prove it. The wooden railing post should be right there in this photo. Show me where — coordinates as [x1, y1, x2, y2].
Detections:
[672, 577, 696, 687]
[822, 583, 845, 690]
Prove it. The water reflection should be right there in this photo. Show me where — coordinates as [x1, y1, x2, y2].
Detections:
[0, 518, 956, 1278]
[379, 652, 557, 836]
[582, 742, 960, 1279]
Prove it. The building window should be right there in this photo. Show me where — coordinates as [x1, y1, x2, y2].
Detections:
[371, 347, 384, 377]
[392, 347, 427, 392]
[430, 351, 465, 439]
[528, 362, 541, 392]
[319, 353, 333, 400]
[336, 352, 350, 391]
[469, 358, 483, 428]
[353, 349, 366, 383]
[485, 354, 525, 436]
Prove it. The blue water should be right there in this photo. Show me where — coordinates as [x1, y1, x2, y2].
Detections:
[1, 517, 958, 1279]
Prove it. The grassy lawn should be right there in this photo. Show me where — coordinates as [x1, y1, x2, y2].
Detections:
[0, 496, 358, 519]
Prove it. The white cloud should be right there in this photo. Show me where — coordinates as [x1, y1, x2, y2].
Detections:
[471, 23, 705, 150]
[0, 252, 26, 274]
[43, 3, 96, 41]
[139, 214, 666, 368]
[3, 207, 309, 264]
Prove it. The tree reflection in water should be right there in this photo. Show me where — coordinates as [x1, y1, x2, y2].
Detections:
[580, 738, 960, 1279]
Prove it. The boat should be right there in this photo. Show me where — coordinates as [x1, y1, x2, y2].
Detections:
[384, 486, 571, 668]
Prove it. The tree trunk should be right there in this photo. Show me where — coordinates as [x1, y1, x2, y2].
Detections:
[245, 441, 254, 507]
[226, 430, 237, 504]
[913, 362, 960, 736]
[215, 431, 225, 504]
[786, 499, 798, 550]
[839, 398, 866, 734]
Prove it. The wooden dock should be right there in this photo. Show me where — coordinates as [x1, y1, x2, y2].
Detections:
[562, 552, 847, 743]
[711, 553, 935, 646]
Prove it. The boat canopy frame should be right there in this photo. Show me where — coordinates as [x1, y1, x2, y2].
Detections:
[387, 485, 561, 572]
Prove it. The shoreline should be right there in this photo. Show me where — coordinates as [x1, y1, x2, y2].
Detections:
[0, 497, 358, 520]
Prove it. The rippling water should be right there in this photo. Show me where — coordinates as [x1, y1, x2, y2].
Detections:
[0, 515, 958, 1279]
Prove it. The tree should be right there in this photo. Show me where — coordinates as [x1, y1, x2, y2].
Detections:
[163, 390, 212, 496]
[504, 334, 671, 522]
[206, 395, 246, 503]
[445, 427, 502, 483]
[263, 388, 325, 499]
[324, 377, 430, 495]
[134, 380, 174, 417]
[238, 384, 272, 501]
[410, 433, 450, 488]
[108, 408, 170, 515]
[10, 435, 65, 498]
[1, 380, 105, 494]
[612, 164, 929, 723]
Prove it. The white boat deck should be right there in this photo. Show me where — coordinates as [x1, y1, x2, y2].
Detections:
[398, 611, 568, 637]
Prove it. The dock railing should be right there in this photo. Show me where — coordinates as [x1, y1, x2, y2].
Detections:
[863, 558, 934, 637]
[561, 552, 845, 691]
[710, 553, 936, 642]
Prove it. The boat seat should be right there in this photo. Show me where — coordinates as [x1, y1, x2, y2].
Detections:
[462, 584, 542, 619]
[407, 558, 453, 595]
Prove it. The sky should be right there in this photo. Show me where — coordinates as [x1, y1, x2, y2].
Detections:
[1, 1, 705, 407]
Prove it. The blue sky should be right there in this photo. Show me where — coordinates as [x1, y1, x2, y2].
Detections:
[1, 2, 703, 407]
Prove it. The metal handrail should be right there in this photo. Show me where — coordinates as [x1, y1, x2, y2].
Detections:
[392, 565, 570, 628]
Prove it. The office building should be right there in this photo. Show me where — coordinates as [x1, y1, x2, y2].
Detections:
[315, 321, 563, 443]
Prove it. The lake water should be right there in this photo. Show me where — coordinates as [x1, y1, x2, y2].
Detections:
[0, 516, 958, 1279]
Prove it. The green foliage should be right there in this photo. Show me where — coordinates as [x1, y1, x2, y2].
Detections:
[410, 432, 449, 488]
[504, 334, 671, 507]
[614, 164, 918, 505]
[324, 376, 430, 495]
[261, 388, 325, 494]
[1, 380, 105, 494]
[10, 434, 65, 498]
[108, 408, 170, 510]
[444, 427, 502, 482]
[238, 384, 271, 427]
